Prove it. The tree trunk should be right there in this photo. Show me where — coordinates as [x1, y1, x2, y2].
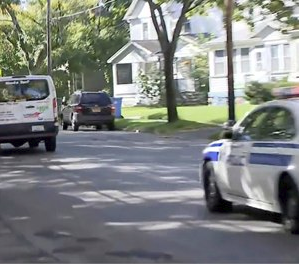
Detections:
[164, 50, 178, 123]
[225, 0, 235, 122]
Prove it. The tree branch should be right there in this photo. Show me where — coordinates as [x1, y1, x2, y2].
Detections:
[155, 4, 169, 41]
[145, 0, 169, 49]
[187, 0, 208, 13]
[170, 0, 193, 55]
[5, 6, 33, 72]
[33, 43, 47, 71]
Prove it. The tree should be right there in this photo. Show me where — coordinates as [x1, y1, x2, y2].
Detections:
[146, 0, 298, 123]
[146, 0, 204, 123]
[191, 34, 212, 96]
[0, 0, 130, 96]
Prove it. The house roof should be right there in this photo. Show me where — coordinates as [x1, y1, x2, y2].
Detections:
[107, 37, 202, 64]
[134, 40, 161, 54]
[107, 40, 161, 63]
[205, 20, 290, 49]
[123, 0, 139, 20]
[123, 0, 174, 21]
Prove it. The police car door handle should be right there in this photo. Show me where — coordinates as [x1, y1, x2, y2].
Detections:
[232, 143, 242, 148]
[26, 105, 34, 109]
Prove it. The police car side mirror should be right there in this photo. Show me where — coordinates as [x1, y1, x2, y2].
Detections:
[220, 129, 233, 139]
[222, 120, 236, 130]
[61, 96, 67, 106]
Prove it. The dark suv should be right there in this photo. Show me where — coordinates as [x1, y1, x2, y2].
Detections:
[60, 91, 115, 131]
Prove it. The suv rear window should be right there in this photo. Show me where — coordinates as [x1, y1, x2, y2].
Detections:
[80, 93, 112, 106]
[0, 79, 49, 102]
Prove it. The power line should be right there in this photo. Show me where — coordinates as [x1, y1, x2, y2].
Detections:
[51, 0, 116, 21]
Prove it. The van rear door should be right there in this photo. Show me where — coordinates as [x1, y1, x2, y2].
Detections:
[0, 78, 54, 125]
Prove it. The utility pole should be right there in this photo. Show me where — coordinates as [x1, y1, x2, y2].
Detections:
[47, 0, 52, 76]
[225, 0, 235, 124]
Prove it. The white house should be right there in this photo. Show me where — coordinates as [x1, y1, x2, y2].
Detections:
[107, 0, 223, 106]
[206, 20, 299, 105]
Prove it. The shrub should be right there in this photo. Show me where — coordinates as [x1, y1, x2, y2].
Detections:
[136, 69, 165, 105]
[245, 81, 274, 104]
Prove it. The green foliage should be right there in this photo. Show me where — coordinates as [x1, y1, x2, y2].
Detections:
[246, 79, 299, 105]
[245, 81, 274, 104]
[191, 33, 211, 94]
[136, 67, 165, 104]
[0, 0, 130, 96]
[262, 78, 299, 90]
[191, 0, 299, 29]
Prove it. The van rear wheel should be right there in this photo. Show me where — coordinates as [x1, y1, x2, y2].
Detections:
[45, 136, 56, 152]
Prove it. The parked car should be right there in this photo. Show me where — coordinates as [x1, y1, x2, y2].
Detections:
[60, 91, 115, 131]
[0, 75, 59, 152]
[201, 88, 299, 234]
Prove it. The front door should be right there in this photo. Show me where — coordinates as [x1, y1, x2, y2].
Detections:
[225, 108, 270, 199]
[246, 106, 297, 204]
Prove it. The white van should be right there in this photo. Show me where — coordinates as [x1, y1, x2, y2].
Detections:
[0, 75, 59, 152]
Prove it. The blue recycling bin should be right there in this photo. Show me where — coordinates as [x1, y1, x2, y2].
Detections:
[113, 97, 123, 118]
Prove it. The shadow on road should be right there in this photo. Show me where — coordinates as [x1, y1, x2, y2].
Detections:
[0, 132, 296, 263]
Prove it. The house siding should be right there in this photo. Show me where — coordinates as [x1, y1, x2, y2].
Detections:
[207, 24, 298, 105]
[113, 50, 146, 106]
[109, 0, 224, 106]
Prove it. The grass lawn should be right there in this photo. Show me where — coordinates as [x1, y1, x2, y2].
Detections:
[116, 104, 256, 135]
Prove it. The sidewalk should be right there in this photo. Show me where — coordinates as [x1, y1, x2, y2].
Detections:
[171, 127, 222, 141]
[0, 217, 56, 263]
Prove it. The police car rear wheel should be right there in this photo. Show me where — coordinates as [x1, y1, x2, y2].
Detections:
[203, 162, 232, 212]
[282, 187, 299, 234]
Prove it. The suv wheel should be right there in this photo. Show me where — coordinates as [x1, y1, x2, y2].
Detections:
[71, 115, 79, 132]
[45, 136, 56, 152]
[61, 117, 68, 130]
[107, 122, 115, 131]
[96, 125, 102, 130]
[282, 183, 299, 234]
[62, 122, 68, 130]
[203, 162, 232, 212]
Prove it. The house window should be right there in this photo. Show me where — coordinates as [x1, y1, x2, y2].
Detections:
[241, 48, 250, 73]
[142, 23, 149, 40]
[183, 20, 191, 33]
[256, 52, 263, 71]
[283, 44, 291, 71]
[271, 45, 279, 72]
[214, 50, 227, 75]
[116, 64, 132, 85]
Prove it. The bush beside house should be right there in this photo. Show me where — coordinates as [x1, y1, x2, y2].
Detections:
[245, 79, 299, 104]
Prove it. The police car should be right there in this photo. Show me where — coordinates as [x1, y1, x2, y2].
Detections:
[201, 88, 299, 234]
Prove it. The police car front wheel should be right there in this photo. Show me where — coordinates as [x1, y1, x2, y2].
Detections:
[282, 186, 299, 234]
[203, 162, 232, 213]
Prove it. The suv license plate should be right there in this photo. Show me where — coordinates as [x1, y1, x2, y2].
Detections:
[32, 125, 45, 132]
[92, 107, 101, 112]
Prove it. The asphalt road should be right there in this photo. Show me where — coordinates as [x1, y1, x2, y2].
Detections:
[0, 129, 299, 263]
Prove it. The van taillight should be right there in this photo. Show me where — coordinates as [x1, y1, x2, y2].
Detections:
[53, 98, 57, 109]
[53, 98, 58, 121]
[74, 105, 83, 113]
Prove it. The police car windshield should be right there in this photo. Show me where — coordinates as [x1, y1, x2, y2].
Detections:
[0, 79, 49, 102]
[80, 93, 111, 106]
